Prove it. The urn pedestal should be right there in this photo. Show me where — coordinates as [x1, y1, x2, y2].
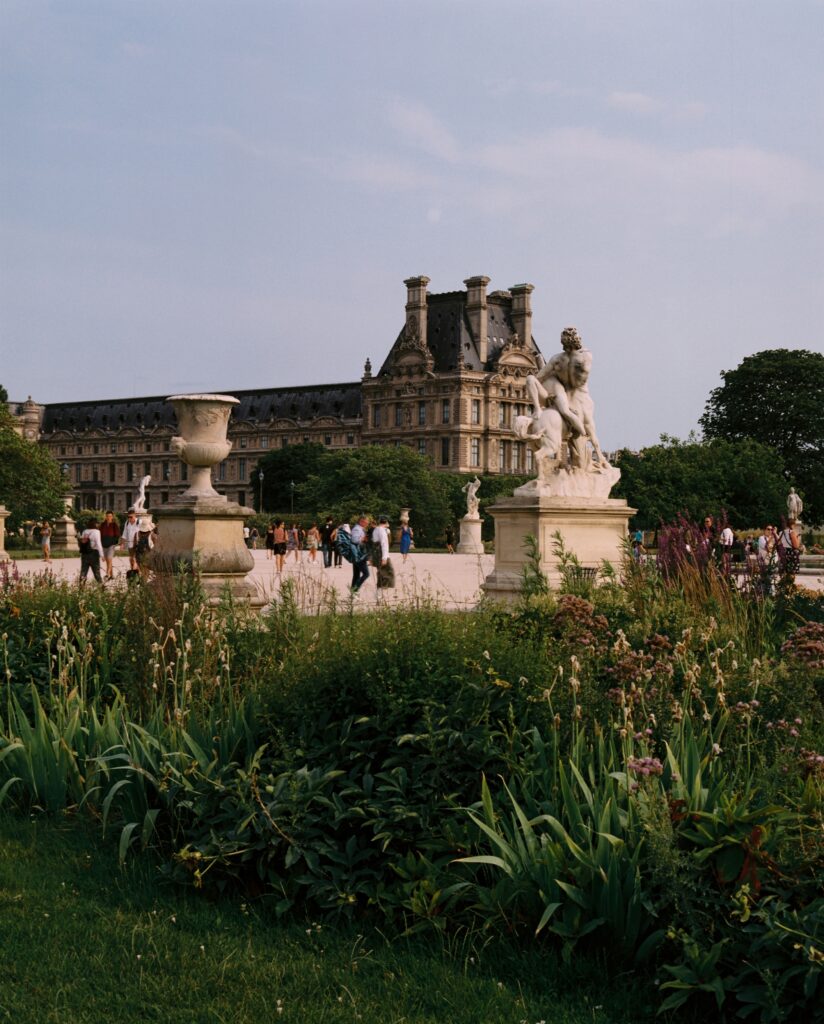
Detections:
[482, 494, 634, 603]
[456, 515, 484, 555]
[51, 494, 79, 553]
[153, 395, 263, 606]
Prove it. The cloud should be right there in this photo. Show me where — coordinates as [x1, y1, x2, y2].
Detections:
[607, 90, 664, 114]
[473, 128, 823, 227]
[386, 99, 460, 162]
[313, 153, 439, 191]
[121, 41, 151, 59]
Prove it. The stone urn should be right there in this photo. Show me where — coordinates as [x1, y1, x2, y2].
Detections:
[168, 394, 236, 498]
[153, 394, 262, 605]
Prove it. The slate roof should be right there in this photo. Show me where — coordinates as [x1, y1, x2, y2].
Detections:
[40, 383, 363, 434]
[378, 290, 531, 376]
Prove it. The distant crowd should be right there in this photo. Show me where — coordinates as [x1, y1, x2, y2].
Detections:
[252, 515, 415, 592]
[631, 514, 803, 576]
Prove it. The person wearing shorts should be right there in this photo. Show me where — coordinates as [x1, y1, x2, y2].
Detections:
[40, 521, 52, 563]
[273, 520, 287, 573]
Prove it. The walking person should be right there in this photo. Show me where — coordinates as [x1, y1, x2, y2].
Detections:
[99, 510, 120, 580]
[273, 520, 287, 573]
[39, 520, 52, 563]
[265, 521, 275, 560]
[79, 517, 105, 583]
[445, 524, 455, 554]
[399, 522, 413, 563]
[321, 516, 335, 568]
[287, 523, 301, 563]
[372, 515, 395, 593]
[306, 522, 321, 563]
[134, 519, 155, 578]
[120, 509, 141, 570]
[350, 515, 370, 592]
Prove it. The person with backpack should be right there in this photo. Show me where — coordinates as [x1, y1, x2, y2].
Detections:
[78, 517, 105, 583]
[333, 515, 370, 592]
[350, 515, 371, 591]
[777, 522, 801, 577]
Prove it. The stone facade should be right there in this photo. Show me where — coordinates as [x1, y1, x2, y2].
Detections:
[9, 276, 545, 511]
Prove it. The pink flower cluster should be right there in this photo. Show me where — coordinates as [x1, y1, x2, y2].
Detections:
[626, 755, 664, 778]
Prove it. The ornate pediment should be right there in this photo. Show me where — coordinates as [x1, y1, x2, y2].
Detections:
[496, 330, 540, 373]
[390, 315, 434, 374]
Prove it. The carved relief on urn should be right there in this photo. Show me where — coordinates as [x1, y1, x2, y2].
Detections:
[167, 394, 237, 499]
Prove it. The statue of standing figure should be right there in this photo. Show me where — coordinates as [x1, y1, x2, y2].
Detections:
[131, 475, 151, 513]
[462, 476, 481, 517]
[787, 487, 803, 523]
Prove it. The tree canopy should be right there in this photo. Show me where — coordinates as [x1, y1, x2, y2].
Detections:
[699, 349, 824, 523]
[614, 435, 788, 531]
[255, 444, 529, 545]
[0, 403, 66, 532]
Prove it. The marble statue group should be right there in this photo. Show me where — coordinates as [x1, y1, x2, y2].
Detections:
[514, 326, 619, 499]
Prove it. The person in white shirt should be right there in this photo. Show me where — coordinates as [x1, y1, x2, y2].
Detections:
[719, 525, 734, 573]
[120, 510, 141, 570]
[79, 517, 105, 583]
[372, 515, 395, 590]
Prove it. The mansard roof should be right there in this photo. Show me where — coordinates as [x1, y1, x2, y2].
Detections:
[378, 289, 537, 376]
[40, 382, 362, 434]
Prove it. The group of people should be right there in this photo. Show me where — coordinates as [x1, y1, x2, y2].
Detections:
[77, 509, 154, 583]
[256, 515, 414, 589]
[262, 520, 324, 572]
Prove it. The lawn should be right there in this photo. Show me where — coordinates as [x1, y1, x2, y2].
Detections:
[0, 816, 646, 1024]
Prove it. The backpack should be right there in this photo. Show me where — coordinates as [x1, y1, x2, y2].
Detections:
[334, 527, 361, 564]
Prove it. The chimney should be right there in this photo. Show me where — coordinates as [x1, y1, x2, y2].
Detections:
[404, 276, 430, 349]
[464, 275, 491, 365]
[510, 283, 535, 349]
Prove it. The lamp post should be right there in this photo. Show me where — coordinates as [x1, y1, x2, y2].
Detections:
[290, 480, 295, 516]
[258, 469, 265, 514]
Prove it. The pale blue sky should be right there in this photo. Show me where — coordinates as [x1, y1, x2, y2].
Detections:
[2, 0, 822, 449]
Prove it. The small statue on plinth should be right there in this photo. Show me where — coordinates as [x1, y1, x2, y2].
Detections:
[462, 476, 481, 518]
[787, 487, 803, 524]
[131, 475, 151, 513]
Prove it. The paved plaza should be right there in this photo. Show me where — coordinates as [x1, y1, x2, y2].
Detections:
[10, 549, 497, 612]
[9, 549, 823, 611]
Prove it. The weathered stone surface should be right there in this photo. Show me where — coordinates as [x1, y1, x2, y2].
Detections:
[483, 494, 634, 602]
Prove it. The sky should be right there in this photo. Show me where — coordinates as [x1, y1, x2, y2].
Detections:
[1, 0, 823, 450]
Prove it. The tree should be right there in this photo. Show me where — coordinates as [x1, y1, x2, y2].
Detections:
[700, 349, 824, 524]
[0, 405, 66, 532]
[256, 443, 328, 513]
[614, 435, 788, 531]
[302, 445, 452, 545]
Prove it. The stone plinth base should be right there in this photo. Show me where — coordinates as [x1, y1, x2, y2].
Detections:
[482, 495, 635, 603]
[457, 515, 484, 555]
[51, 514, 80, 552]
[153, 495, 263, 606]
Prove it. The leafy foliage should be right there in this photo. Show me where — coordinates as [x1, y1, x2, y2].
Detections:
[0, 403, 66, 531]
[700, 348, 824, 524]
[614, 434, 788, 530]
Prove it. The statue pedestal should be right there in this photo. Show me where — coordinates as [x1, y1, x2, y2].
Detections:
[482, 494, 635, 602]
[457, 515, 484, 555]
[51, 493, 79, 552]
[153, 495, 264, 606]
[0, 505, 10, 562]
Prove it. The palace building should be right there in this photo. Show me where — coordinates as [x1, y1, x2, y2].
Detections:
[9, 275, 545, 511]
